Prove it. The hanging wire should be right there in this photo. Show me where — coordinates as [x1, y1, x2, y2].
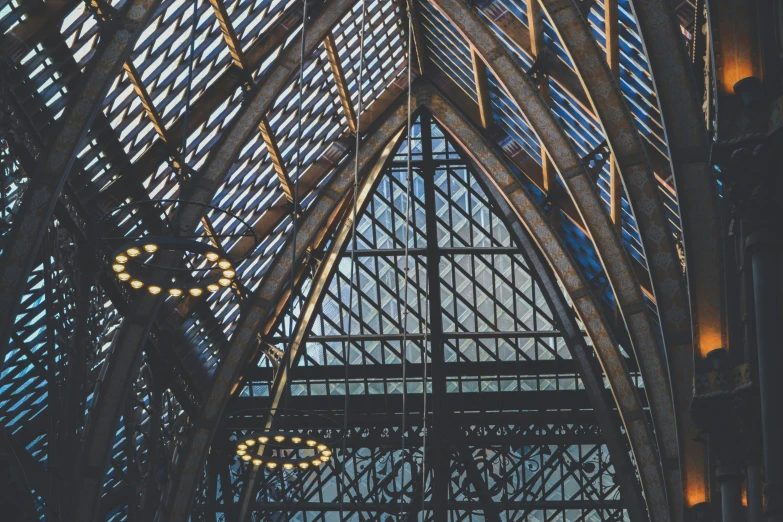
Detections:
[341, 1, 368, 519]
[399, 3, 414, 517]
[180, 0, 199, 181]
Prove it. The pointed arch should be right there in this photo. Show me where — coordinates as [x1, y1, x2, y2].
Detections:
[167, 79, 667, 521]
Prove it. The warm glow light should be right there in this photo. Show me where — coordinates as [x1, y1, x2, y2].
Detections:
[274, 435, 285, 443]
[207, 284, 220, 293]
[306, 440, 317, 447]
[223, 269, 236, 279]
[144, 244, 158, 253]
[169, 288, 183, 297]
[237, 450, 246, 456]
[241, 454, 252, 462]
[218, 259, 231, 270]
[316, 444, 327, 452]
[266, 462, 278, 469]
[219, 278, 232, 287]
[258, 436, 269, 444]
[115, 254, 128, 264]
[112, 264, 125, 273]
[130, 280, 144, 289]
[206, 252, 220, 262]
[299, 462, 309, 469]
[118, 273, 131, 282]
[322, 450, 332, 457]
[312, 460, 322, 466]
[127, 247, 141, 257]
[253, 459, 263, 466]
[189, 288, 203, 297]
[238, 444, 247, 451]
[283, 463, 294, 470]
[291, 437, 302, 444]
[320, 455, 330, 462]
[245, 439, 256, 447]
[148, 286, 162, 295]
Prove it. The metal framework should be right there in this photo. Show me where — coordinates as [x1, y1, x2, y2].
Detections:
[0, 0, 711, 520]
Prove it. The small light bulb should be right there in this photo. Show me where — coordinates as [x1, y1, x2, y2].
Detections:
[127, 247, 141, 257]
[312, 459, 322, 467]
[283, 463, 294, 470]
[207, 284, 220, 293]
[274, 435, 285, 443]
[169, 288, 183, 297]
[189, 288, 203, 297]
[316, 444, 327, 452]
[237, 450, 246, 456]
[144, 244, 158, 253]
[223, 269, 236, 279]
[258, 436, 269, 444]
[238, 444, 248, 451]
[115, 254, 128, 264]
[306, 440, 317, 447]
[320, 455, 330, 462]
[118, 273, 131, 282]
[206, 252, 219, 262]
[291, 437, 302, 444]
[252, 459, 263, 466]
[241, 454, 252, 462]
[130, 280, 144, 289]
[266, 462, 277, 469]
[299, 462, 310, 469]
[148, 286, 162, 295]
[321, 450, 332, 457]
[218, 259, 231, 270]
[245, 440, 256, 447]
[219, 278, 232, 287]
[112, 264, 125, 273]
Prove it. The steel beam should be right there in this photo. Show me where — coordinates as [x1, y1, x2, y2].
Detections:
[324, 32, 358, 134]
[406, 0, 428, 75]
[208, 0, 248, 71]
[537, 1, 687, 519]
[123, 61, 175, 146]
[418, 79, 665, 522]
[258, 116, 295, 202]
[71, 2, 357, 521]
[0, 0, 163, 361]
[628, 0, 721, 508]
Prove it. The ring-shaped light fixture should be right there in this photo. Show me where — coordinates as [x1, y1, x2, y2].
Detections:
[235, 431, 333, 471]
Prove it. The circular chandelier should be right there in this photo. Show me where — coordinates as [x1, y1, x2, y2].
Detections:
[235, 431, 333, 471]
[98, 199, 257, 297]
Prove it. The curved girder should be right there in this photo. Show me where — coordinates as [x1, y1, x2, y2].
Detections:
[536, 1, 687, 518]
[628, 0, 724, 504]
[161, 84, 413, 522]
[0, 0, 163, 358]
[72, 2, 358, 520]
[168, 80, 666, 521]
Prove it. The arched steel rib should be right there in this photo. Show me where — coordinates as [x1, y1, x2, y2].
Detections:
[628, 0, 724, 504]
[0, 0, 164, 362]
[537, 1, 688, 518]
[72, 2, 357, 520]
[427, 1, 675, 520]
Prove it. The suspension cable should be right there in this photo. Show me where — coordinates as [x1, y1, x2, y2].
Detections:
[340, 1, 367, 520]
[400, 3, 414, 518]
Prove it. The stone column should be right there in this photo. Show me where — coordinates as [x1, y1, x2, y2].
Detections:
[746, 231, 782, 522]
[717, 462, 745, 522]
[747, 460, 765, 522]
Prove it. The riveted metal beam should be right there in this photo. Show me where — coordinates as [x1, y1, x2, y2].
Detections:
[258, 116, 295, 202]
[324, 32, 358, 134]
[163, 75, 413, 522]
[123, 60, 174, 146]
[470, 49, 492, 129]
[628, 0, 721, 508]
[427, 2, 674, 521]
[0, 0, 163, 372]
[71, 2, 357, 521]
[406, 0, 428, 75]
[605, 0, 622, 234]
[208, 0, 248, 71]
[535, 1, 688, 517]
